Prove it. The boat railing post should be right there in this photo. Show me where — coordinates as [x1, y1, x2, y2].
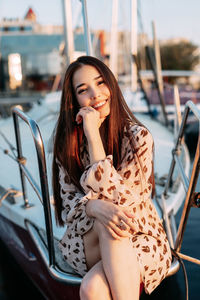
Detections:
[174, 132, 200, 252]
[13, 111, 30, 208]
[162, 101, 200, 255]
[163, 105, 190, 197]
[173, 85, 182, 139]
[12, 107, 55, 267]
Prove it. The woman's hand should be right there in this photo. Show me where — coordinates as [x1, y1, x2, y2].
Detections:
[76, 106, 106, 164]
[86, 199, 138, 240]
[76, 106, 101, 142]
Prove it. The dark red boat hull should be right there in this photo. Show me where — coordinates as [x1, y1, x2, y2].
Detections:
[0, 214, 80, 300]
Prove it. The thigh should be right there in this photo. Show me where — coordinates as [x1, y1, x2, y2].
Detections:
[83, 225, 101, 270]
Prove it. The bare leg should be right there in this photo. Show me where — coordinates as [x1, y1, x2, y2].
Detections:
[80, 261, 112, 300]
[94, 220, 141, 300]
[82, 220, 141, 300]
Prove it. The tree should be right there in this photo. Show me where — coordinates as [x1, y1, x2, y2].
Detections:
[160, 41, 199, 70]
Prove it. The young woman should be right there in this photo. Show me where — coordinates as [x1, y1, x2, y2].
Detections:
[52, 56, 172, 300]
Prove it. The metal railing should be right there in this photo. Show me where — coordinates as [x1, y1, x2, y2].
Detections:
[162, 100, 200, 266]
[12, 107, 55, 267]
[12, 107, 82, 284]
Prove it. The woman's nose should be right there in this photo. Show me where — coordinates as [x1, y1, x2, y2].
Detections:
[90, 88, 100, 99]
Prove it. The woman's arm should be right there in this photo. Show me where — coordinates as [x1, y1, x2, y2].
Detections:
[80, 125, 158, 238]
[76, 106, 106, 164]
[76, 107, 138, 237]
[57, 161, 95, 235]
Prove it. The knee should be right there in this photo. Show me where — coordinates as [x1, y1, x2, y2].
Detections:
[93, 219, 130, 243]
[80, 275, 100, 300]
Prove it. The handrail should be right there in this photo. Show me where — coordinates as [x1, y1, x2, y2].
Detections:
[25, 220, 82, 285]
[162, 100, 200, 254]
[12, 107, 55, 267]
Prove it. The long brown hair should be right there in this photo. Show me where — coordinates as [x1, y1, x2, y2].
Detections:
[52, 56, 154, 226]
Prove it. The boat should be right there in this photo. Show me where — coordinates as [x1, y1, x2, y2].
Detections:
[0, 1, 199, 299]
[0, 87, 198, 299]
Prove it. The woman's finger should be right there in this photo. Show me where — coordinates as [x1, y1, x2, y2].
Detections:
[75, 107, 90, 124]
[76, 110, 84, 124]
[123, 209, 135, 219]
[127, 219, 138, 232]
[109, 221, 130, 238]
[81, 106, 94, 111]
[76, 114, 83, 124]
[76, 106, 100, 125]
[114, 211, 138, 232]
[105, 224, 122, 240]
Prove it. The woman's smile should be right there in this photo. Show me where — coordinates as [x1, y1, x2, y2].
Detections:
[92, 99, 109, 110]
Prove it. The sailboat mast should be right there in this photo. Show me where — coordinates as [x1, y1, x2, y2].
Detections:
[109, 0, 118, 77]
[62, 0, 74, 64]
[152, 21, 164, 96]
[152, 21, 168, 126]
[80, 0, 93, 56]
[131, 0, 138, 92]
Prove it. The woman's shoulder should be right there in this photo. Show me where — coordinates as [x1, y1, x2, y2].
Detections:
[125, 122, 153, 144]
[126, 122, 149, 135]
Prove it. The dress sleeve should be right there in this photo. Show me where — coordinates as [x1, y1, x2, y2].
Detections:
[80, 126, 154, 208]
[57, 161, 96, 235]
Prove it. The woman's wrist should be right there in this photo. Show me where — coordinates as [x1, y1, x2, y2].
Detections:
[86, 199, 100, 218]
[87, 132, 106, 164]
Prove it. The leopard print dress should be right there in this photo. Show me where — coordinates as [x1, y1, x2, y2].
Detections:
[57, 124, 172, 294]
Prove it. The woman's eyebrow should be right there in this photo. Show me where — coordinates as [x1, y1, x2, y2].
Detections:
[76, 83, 85, 90]
[75, 75, 102, 90]
[94, 75, 102, 80]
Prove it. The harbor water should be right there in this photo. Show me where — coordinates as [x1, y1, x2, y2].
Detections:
[0, 158, 199, 300]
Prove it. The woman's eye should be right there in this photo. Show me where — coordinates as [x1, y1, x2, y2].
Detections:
[97, 80, 105, 86]
[78, 88, 87, 94]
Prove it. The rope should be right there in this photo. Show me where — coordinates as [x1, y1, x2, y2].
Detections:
[176, 252, 200, 266]
[0, 188, 22, 206]
[171, 248, 189, 300]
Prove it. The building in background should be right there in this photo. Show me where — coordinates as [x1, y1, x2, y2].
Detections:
[0, 7, 140, 93]
[0, 8, 96, 92]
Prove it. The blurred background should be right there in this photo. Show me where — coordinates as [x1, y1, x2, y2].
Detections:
[0, 0, 200, 117]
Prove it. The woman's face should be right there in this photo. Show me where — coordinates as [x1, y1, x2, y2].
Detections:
[72, 65, 111, 120]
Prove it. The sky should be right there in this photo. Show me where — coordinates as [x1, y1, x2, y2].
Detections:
[0, 0, 200, 46]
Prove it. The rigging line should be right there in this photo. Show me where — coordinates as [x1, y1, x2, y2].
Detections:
[0, 146, 17, 162]
[0, 129, 16, 154]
